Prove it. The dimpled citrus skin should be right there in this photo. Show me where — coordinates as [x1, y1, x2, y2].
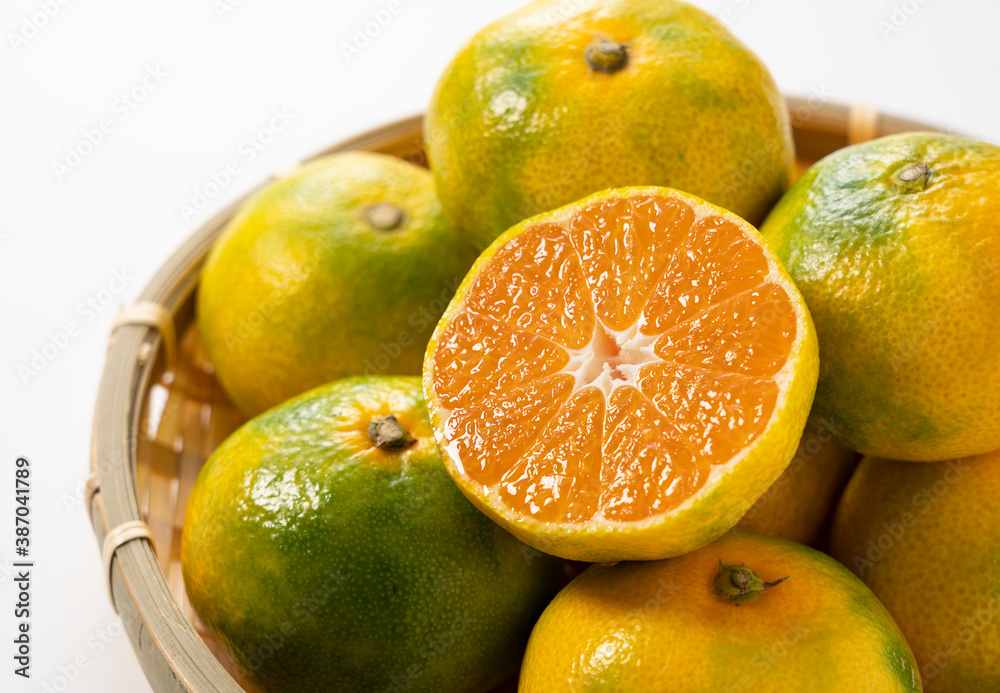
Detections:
[182, 377, 561, 693]
[738, 421, 859, 547]
[761, 133, 1000, 461]
[198, 152, 477, 417]
[423, 187, 819, 562]
[520, 530, 921, 692]
[830, 453, 1000, 692]
[426, 0, 794, 250]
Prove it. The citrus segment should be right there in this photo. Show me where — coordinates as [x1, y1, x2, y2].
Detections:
[465, 222, 596, 349]
[424, 187, 818, 561]
[635, 363, 779, 462]
[600, 386, 704, 522]
[431, 311, 567, 408]
[498, 387, 607, 523]
[641, 216, 772, 333]
[564, 195, 693, 331]
[444, 375, 575, 485]
[652, 283, 797, 376]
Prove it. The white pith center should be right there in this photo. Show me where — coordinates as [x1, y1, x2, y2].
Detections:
[562, 319, 661, 398]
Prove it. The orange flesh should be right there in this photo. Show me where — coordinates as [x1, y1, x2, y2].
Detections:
[431, 194, 796, 523]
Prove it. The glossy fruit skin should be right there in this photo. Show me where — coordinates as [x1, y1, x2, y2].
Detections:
[761, 132, 1000, 461]
[738, 420, 859, 547]
[182, 377, 561, 693]
[831, 453, 1000, 692]
[198, 152, 477, 417]
[423, 186, 819, 563]
[426, 0, 794, 250]
[520, 529, 921, 692]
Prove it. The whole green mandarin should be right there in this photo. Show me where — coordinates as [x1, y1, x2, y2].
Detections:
[426, 0, 794, 250]
[197, 152, 477, 417]
[761, 132, 1000, 461]
[182, 376, 561, 693]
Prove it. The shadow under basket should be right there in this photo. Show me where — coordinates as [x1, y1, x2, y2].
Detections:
[88, 100, 939, 693]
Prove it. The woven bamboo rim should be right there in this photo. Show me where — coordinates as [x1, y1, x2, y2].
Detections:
[89, 99, 941, 692]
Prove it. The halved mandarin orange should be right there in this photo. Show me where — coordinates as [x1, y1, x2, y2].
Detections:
[423, 187, 818, 561]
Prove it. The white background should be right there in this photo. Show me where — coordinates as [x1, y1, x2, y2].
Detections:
[1, 0, 998, 691]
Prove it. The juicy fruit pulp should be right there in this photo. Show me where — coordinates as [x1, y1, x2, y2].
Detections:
[437, 195, 792, 521]
[761, 132, 1000, 461]
[426, 0, 795, 249]
[182, 377, 561, 693]
[519, 530, 922, 692]
[425, 187, 818, 561]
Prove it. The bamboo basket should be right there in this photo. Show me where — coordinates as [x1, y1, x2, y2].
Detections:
[88, 99, 940, 693]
